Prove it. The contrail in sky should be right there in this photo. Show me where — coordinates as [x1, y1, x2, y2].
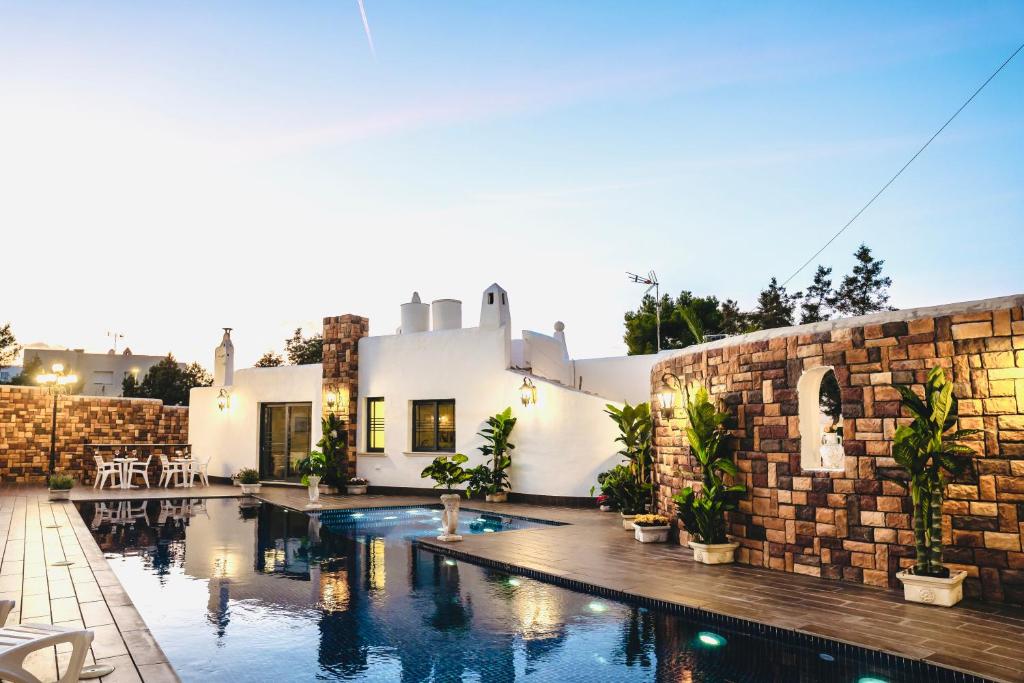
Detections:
[356, 0, 376, 58]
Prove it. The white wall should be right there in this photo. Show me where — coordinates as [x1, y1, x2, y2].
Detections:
[356, 325, 622, 497]
[188, 364, 324, 479]
[572, 353, 663, 405]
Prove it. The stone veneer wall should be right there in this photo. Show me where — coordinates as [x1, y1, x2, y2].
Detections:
[650, 295, 1024, 604]
[322, 314, 370, 479]
[0, 385, 189, 483]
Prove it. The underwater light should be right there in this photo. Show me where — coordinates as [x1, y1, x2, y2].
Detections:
[383, 516, 398, 520]
[483, 528, 495, 533]
[697, 632, 726, 647]
[857, 678, 887, 683]
[818, 653, 835, 662]
[444, 559, 457, 566]
[350, 513, 364, 519]
[587, 601, 608, 613]
[507, 578, 521, 587]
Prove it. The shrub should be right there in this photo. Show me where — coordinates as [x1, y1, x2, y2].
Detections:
[236, 468, 260, 485]
[48, 473, 74, 490]
[420, 454, 471, 490]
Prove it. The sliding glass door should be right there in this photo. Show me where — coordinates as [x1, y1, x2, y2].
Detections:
[259, 403, 312, 481]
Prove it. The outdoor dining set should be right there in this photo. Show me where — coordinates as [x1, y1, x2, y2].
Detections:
[86, 443, 212, 490]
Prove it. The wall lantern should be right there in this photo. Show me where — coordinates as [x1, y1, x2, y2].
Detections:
[519, 377, 537, 406]
[325, 390, 338, 411]
[217, 388, 231, 412]
[657, 372, 682, 418]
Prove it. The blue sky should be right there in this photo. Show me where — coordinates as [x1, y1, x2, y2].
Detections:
[1, 2, 1021, 365]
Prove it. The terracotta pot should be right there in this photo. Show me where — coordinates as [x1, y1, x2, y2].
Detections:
[897, 569, 967, 607]
[621, 513, 637, 530]
[437, 494, 463, 542]
[485, 492, 508, 503]
[346, 485, 368, 495]
[689, 540, 739, 564]
[634, 525, 670, 543]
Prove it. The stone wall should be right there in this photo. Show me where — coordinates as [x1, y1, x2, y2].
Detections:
[0, 385, 189, 483]
[651, 295, 1024, 604]
[322, 314, 370, 478]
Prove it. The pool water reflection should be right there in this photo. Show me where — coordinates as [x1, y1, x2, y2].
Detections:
[76, 499, 938, 682]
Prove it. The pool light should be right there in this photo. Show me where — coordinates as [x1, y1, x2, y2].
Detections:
[507, 578, 521, 587]
[383, 516, 397, 520]
[350, 513, 364, 519]
[818, 653, 835, 662]
[444, 559, 457, 566]
[857, 678, 887, 683]
[587, 601, 607, 613]
[697, 631, 726, 648]
[483, 528, 495, 533]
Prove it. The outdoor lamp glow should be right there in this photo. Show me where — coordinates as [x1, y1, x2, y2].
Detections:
[217, 388, 231, 412]
[51, 362, 64, 373]
[519, 377, 537, 406]
[325, 390, 338, 410]
[657, 378, 677, 417]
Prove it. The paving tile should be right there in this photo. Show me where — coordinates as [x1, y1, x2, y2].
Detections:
[95, 654, 143, 683]
[137, 662, 181, 683]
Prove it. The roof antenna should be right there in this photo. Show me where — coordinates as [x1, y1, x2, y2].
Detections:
[626, 270, 660, 353]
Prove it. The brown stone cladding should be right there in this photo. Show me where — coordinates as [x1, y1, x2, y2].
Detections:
[322, 314, 369, 479]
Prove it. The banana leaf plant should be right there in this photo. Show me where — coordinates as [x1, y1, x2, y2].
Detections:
[604, 401, 654, 507]
[316, 413, 349, 487]
[888, 367, 979, 577]
[473, 407, 516, 495]
[672, 386, 745, 544]
[420, 454, 471, 491]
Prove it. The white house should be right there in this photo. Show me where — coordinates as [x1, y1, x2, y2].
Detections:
[189, 283, 662, 500]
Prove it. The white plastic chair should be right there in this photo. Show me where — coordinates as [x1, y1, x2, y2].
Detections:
[0, 600, 94, 683]
[192, 456, 211, 487]
[157, 455, 183, 488]
[127, 452, 153, 488]
[92, 455, 121, 490]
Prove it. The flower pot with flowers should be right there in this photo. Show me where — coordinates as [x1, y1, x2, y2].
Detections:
[346, 477, 369, 495]
[633, 514, 671, 543]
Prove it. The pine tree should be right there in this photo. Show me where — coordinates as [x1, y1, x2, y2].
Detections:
[799, 265, 834, 323]
[255, 350, 284, 367]
[752, 278, 798, 330]
[0, 323, 19, 367]
[285, 328, 324, 365]
[719, 299, 752, 335]
[833, 244, 893, 316]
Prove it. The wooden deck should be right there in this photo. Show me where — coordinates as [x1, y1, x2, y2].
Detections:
[2, 484, 1022, 682]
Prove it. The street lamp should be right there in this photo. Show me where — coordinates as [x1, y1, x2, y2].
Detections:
[35, 362, 78, 475]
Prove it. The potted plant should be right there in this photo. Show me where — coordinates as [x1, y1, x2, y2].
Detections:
[596, 494, 613, 512]
[316, 413, 348, 493]
[346, 477, 369, 495]
[297, 450, 327, 506]
[420, 454, 471, 542]
[48, 473, 74, 501]
[633, 514, 671, 543]
[601, 464, 651, 529]
[673, 386, 746, 564]
[236, 468, 262, 496]
[472, 407, 517, 502]
[601, 401, 655, 528]
[887, 367, 979, 607]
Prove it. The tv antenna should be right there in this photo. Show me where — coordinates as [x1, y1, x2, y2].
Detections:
[626, 270, 660, 353]
[107, 331, 125, 353]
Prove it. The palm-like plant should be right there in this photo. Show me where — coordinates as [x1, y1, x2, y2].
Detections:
[316, 413, 348, 487]
[420, 454, 471, 490]
[605, 402, 653, 486]
[890, 367, 979, 577]
[476, 407, 517, 494]
[672, 386, 745, 544]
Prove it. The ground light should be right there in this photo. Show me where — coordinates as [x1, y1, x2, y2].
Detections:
[696, 631, 727, 647]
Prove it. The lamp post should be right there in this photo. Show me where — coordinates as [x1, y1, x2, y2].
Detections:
[35, 362, 78, 476]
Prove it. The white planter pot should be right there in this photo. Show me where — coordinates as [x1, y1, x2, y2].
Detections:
[240, 483, 262, 496]
[48, 489, 72, 501]
[599, 505, 613, 512]
[820, 432, 845, 470]
[307, 476, 322, 506]
[485, 492, 508, 503]
[621, 513, 637, 530]
[346, 485, 368, 495]
[438, 494, 463, 542]
[318, 484, 338, 495]
[897, 569, 967, 607]
[634, 525, 670, 543]
[689, 541, 739, 564]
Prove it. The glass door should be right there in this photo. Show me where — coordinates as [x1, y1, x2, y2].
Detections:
[260, 403, 312, 481]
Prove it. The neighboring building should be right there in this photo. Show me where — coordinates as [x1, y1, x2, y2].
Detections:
[0, 365, 21, 383]
[22, 346, 180, 397]
[190, 283, 663, 497]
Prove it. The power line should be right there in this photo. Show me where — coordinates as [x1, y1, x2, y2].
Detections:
[781, 40, 1024, 288]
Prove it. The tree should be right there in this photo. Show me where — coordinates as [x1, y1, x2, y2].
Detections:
[799, 265, 834, 323]
[183, 362, 213, 389]
[285, 328, 323, 365]
[255, 350, 283, 367]
[10, 355, 43, 386]
[719, 299, 754, 335]
[128, 354, 212, 405]
[0, 323, 19, 368]
[751, 277, 798, 330]
[623, 292, 729, 355]
[122, 372, 141, 397]
[832, 243, 894, 316]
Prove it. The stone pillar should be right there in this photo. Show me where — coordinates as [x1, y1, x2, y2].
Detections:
[321, 314, 369, 478]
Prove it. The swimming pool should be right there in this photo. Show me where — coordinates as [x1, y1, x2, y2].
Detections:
[75, 498, 981, 682]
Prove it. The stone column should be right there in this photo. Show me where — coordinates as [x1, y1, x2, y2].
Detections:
[321, 314, 369, 479]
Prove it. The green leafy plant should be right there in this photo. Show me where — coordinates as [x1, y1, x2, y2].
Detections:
[598, 401, 654, 512]
[297, 450, 327, 485]
[420, 454, 471, 491]
[466, 407, 517, 497]
[888, 367, 979, 577]
[48, 473, 74, 490]
[600, 464, 651, 515]
[236, 468, 260, 485]
[316, 413, 349, 487]
[672, 386, 745, 544]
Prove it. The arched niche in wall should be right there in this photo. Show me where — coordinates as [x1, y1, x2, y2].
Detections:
[797, 366, 845, 472]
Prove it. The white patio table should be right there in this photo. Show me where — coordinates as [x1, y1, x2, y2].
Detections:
[111, 457, 137, 490]
[171, 458, 196, 488]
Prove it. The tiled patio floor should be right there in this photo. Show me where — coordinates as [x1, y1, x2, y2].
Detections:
[3, 484, 1023, 682]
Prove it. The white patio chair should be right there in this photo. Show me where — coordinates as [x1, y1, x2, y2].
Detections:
[127, 452, 153, 488]
[158, 455, 183, 488]
[192, 456, 211, 487]
[0, 600, 94, 683]
[92, 455, 120, 490]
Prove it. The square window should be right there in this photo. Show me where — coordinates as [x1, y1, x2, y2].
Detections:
[412, 399, 455, 452]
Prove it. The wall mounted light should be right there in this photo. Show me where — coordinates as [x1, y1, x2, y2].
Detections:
[325, 390, 338, 411]
[217, 388, 231, 412]
[657, 372, 682, 418]
[519, 377, 537, 406]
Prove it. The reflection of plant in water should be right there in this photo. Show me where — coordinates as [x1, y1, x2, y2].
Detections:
[619, 606, 655, 668]
[428, 555, 470, 632]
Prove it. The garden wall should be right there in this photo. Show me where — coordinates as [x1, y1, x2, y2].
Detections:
[650, 294, 1024, 604]
[0, 385, 188, 483]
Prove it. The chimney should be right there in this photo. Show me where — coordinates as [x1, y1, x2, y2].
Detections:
[214, 328, 234, 386]
[400, 292, 430, 334]
[431, 299, 463, 331]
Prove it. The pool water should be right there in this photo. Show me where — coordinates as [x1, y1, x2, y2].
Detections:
[76, 499, 970, 682]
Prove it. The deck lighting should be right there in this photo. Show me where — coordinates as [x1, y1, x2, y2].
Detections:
[519, 377, 537, 406]
[697, 631, 726, 647]
[217, 388, 231, 412]
[35, 362, 78, 475]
